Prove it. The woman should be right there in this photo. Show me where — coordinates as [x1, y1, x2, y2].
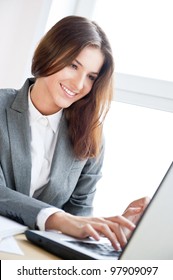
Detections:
[0, 15, 149, 250]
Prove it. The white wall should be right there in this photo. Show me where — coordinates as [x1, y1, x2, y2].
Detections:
[45, 0, 77, 31]
[0, 0, 95, 88]
[0, 0, 96, 89]
[0, 0, 52, 89]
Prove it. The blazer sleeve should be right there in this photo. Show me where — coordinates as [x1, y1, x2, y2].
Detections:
[0, 163, 53, 229]
[62, 139, 105, 216]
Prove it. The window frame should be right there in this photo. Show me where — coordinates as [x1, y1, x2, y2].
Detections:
[73, 0, 173, 113]
[115, 73, 173, 113]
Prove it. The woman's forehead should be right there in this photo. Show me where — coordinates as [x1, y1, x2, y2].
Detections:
[75, 46, 104, 73]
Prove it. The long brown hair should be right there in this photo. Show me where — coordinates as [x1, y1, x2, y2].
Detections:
[32, 16, 114, 159]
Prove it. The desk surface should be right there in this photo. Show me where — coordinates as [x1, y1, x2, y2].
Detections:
[0, 234, 61, 260]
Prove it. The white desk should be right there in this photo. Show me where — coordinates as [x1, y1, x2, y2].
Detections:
[0, 234, 61, 260]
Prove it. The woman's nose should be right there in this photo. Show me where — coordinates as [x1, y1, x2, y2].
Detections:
[73, 73, 85, 91]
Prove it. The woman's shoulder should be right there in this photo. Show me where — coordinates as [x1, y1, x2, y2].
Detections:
[0, 87, 17, 97]
[0, 87, 18, 107]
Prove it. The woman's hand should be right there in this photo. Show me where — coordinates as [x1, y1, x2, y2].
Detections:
[45, 212, 136, 251]
[122, 196, 150, 239]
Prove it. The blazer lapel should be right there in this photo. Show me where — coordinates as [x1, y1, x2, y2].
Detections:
[6, 79, 32, 195]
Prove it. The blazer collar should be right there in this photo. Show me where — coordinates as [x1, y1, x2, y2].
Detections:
[11, 78, 35, 112]
[6, 78, 35, 195]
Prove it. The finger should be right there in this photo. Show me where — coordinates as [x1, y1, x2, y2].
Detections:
[90, 222, 123, 251]
[109, 222, 128, 248]
[78, 223, 101, 241]
[123, 207, 142, 217]
[78, 217, 127, 250]
[105, 215, 136, 230]
[128, 197, 150, 208]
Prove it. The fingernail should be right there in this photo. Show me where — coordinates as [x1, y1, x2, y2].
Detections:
[135, 207, 142, 212]
[116, 242, 122, 251]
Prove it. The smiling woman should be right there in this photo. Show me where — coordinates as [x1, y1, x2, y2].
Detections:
[31, 15, 114, 159]
[0, 15, 148, 250]
[31, 46, 104, 115]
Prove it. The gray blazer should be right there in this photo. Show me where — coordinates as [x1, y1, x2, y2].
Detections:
[0, 78, 104, 229]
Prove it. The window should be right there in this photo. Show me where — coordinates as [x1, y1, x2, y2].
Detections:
[90, 0, 173, 113]
[93, 0, 173, 82]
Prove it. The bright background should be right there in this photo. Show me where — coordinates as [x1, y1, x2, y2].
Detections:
[1, 0, 173, 215]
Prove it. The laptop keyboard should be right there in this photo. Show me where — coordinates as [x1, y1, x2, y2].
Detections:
[68, 241, 121, 258]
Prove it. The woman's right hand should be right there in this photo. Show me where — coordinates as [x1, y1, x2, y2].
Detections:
[45, 212, 136, 251]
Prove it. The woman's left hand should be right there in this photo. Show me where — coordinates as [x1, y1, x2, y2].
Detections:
[122, 196, 150, 239]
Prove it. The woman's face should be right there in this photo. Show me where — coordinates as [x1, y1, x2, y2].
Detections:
[32, 46, 104, 115]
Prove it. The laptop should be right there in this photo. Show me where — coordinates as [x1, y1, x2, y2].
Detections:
[25, 161, 173, 260]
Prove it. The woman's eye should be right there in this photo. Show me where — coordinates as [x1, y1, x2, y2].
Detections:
[71, 63, 78, 70]
[89, 75, 96, 81]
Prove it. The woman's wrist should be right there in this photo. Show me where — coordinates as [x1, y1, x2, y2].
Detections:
[45, 211, 70, 231]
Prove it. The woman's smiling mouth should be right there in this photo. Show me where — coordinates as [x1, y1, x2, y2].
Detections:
[61, 84, 78, 97]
